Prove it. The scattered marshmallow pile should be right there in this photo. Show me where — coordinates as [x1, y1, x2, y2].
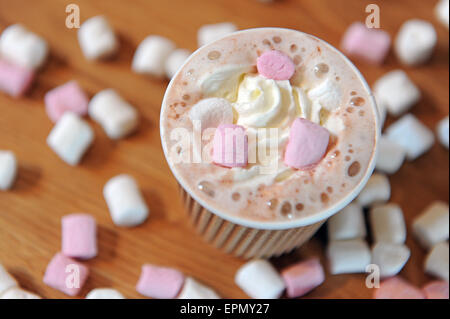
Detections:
[326, 174, 411, 278]
[0, 263, 41, 299]
[46, 86, 139, 166]
[0, 24, 48, 97]
[235, 258, 325, 298]
[132, 35, 190, 79]
[412, 202, 449, 282]
[136, 264, 219, 299]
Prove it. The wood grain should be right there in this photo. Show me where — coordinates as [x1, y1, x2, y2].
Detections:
[0, 0, 448, 299]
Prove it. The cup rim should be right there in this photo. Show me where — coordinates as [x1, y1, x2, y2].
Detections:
[160, 27, 380, 230]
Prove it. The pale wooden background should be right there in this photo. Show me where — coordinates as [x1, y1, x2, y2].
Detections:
[0, 0, 448, 299]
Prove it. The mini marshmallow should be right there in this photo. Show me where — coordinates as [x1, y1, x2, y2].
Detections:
[45, 81, 89, 123]
[369, 203, 406, 244]
[284, 118, 330, 170]
[326, 239, 371, 275]
[373, 70, 420, 116]
[281, 258, 325, 298]
[47, 112, 94, 166]
[235, 259, 286, 299]
[78, 16, 118, 60]
[341, 22, 391, 65]
[374, 92, 387, 129]
[395, 19, 437, 66]
[371, 243, 410, 278]
[43, 253, 89, 296]
[0, 59, 34, 97]
[197, 22, 237, 47]
[423, 281, 449, 299]
[374, 277, 425, 299]
[424, 242, 449, 281]
[436, 116, 449, 149]
[89, 89, 138, 139]
[356, 173, 391, 207]
[327, 203, 366, 241]
[177, 277, 220, 299]
[412, 201, 449, 250]
[0, 264, 18, 295]
[86, 288, 124, 299]
[62, 214, 97, 260]
[385, 114, 434, 160]
[0, 24, 48, 70]
[375, 136, 406, 174]
[103, 174, 149, 227]
[0, 150, 17, 191]
[189, 98, 233, 130]
[136, 264, 184, 299]
[257, 50, 295, 81]
[165, 48, 191, 79]
[132, 36, 175, 77]
[213, 124, 248, 168]
[0, 287, 41, 299]
[435, 0, 449, 29]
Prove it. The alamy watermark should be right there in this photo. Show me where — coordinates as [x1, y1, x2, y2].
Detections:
[365, 4, 381, 29]
[65, 4, 80, 29]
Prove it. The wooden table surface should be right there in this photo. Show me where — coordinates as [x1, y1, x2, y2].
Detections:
[0, 0, 448, 299]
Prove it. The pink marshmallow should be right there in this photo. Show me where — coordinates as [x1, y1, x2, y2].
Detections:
[136, 264, 185, 299]
[284, 118, 330, 170]
[257, 50, 295, 80]
[213, 124, 248, 168]
[43, 253, 89, 296]
[374, 277, 425, 299]
[0, 59, 34, 97]
[341, 22, 391, 65]
[281, 258, 325, 298]
[45, 81, 89, 123]
[62, 213, 97, 260]
[423, 281, 449, 299]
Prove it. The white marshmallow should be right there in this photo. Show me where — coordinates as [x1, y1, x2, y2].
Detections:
[356, 173, 391, 207]
[0, 150, 17, 190]
[235, 259, 285, 299]
[369, 203, 406, 244]
[436, 116, 449, 149]
[374, 92, 387, 129]
[385, 114, 434, 160]
[375, 136, 406, 174]
[373, 70, 420, 116]
[89, 89, 138, 139]
[395, 19, 437, 66]
[47, 112, 94, 166]
[103, 174, 149, 227]
[435, 0, 449, 29]
[425, 242, 449, 281]
[307, 78, 342, 112]
[0, 24, 48, 70]
[0, 287, 41, 299]
[198, 23, 238, 47]
[165, 49, 191, 79]
[0, 264, 18, 295]
[78, 16, 118, 60]
[371, 242, 410, 278]
[85, 288, 125, 299]
[132, 36, 175, 78]
[326, 239, 371, 275]
[412, 201, 449, 250]
[177, 277, 220, 299]
[189, 97, 233, 130]
[327, 203, 366, 241]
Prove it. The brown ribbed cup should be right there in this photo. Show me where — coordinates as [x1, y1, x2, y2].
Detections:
[179, 186, 325, 259]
